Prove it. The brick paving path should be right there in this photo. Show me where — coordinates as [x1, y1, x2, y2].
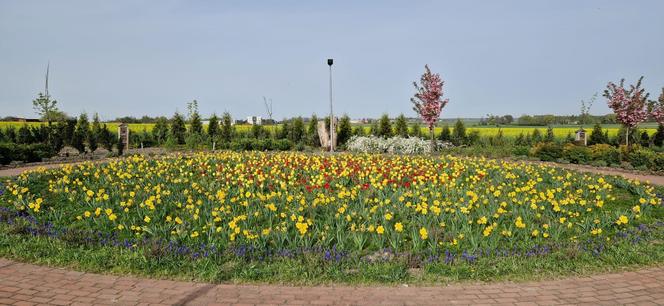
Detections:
[1, 258, 663, 305]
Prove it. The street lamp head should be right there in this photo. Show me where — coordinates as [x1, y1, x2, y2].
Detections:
[327, 58, 333, 66]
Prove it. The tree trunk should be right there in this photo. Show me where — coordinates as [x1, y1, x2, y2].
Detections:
[626, 127, 629, 147]
[430, 127, 435, 153]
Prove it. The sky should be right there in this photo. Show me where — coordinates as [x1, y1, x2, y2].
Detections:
[1, 0, 663, 121]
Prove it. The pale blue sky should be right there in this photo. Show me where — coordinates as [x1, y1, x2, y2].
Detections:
[1, 0, 663, 120]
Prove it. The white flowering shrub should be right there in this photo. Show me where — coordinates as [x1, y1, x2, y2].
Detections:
[346, 136, 453, 154]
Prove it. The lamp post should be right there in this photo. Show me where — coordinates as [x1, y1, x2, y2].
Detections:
[327, 58, 334, 152]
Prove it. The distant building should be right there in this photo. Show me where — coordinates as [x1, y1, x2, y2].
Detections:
[2, 117, 40, 122]
[246, 116, 262, 125]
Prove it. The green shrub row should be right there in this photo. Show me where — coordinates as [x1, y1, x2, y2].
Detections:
[0, 143, 55, 165]
[530, 142, 664, 171]
[226, 138, 294, 151]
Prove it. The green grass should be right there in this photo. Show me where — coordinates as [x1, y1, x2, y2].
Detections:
[0, 219, 662, 285]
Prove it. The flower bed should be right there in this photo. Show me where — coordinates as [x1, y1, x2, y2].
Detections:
[1, 152, 660, 259]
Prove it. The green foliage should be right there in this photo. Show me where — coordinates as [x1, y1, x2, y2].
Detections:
[89, 113, 102, 152]
[378, 114, 392, 138]
[62, 119, 76, 146]
[512, 146, 530, 156]
[229, 138, 293, 151]
[489, 128, 505, 146]
[394, 114, 409, 137]
[452, 119, 466, 145]
[290, 117, 305, 143]
[278, 120, 290, 139]
[629, 149, 655, 169]
[588, 123, 608, 145]
[514, 133, 527, 146]
[639, 131, 650, 147]
[208, 114, 219, 139]
[16, 125, 33, 144]
[615, 126, 640, 146]
[117, 136, 125, 155]
[72, 113, 89, 153]
[410, 122, 422, 138]
[654, 124, 664, 147]
[466, 130, 481, 145]
[32, 92, 59, 124]
[185, 133, 206, 149]
[369, 120, 379, 136]
[590, 144, 620, 165]
[307, 114, 321, 147]
[189, 113, 203, 135]
[99, 124, 115, 151]
[439, 124, 451, 141]
[530, 142, 563, 161]
[152, 117, 170, 144]
[170, 113, 186, 145]
[545, 126, 555, 142]
[187, 100, 203, 135]
[251, 124, 269, 139]
[4, 127, 16, 143]
[651, 154, 664, 172]
[564, 132, 575, 143]
[531, 129, 542, 143]
[0, 143, 53, 164]
[337, 115, 352, 146]
[352, 126, 365, 137]
[220, 112, 234, 143]
[562, 144, 592, 164]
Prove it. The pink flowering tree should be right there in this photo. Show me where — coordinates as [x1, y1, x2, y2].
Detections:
[650, 88, 664, 125]
[603, 77, 650, 146]
[411, 65, 449, 152]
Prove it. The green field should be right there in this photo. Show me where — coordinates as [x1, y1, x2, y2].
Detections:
[0, 121, 657, 138]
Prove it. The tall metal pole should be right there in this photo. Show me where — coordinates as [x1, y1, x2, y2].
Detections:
[327, 59, 334, 152]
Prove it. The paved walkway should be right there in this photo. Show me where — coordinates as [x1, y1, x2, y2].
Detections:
[0, 258, 663, 305]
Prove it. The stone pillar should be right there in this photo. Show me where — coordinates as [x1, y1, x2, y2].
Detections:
[118, 123, 130, 151]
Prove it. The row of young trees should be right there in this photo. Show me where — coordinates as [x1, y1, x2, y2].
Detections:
[0, 113, 119, 155]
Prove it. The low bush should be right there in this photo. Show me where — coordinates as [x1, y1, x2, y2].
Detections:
[589, 144, 620, 165]
[562, 144, 592, 164]
[629, 149, 655, 169]
[529, 142, 563, 161]
[651, 154, 664, 172]
[512, 146, 530, 156]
